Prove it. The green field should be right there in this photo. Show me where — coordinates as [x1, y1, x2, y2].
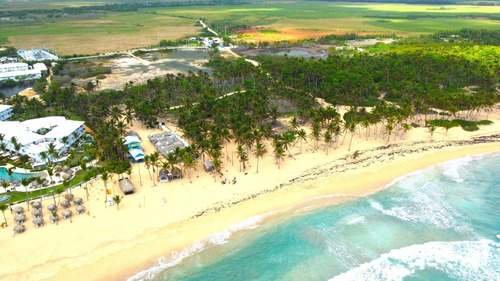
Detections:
[147, 2, 500, 33]
[2, 1, 500, 54]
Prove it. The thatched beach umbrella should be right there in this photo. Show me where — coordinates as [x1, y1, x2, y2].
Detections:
[62, 174, 71, 180]
[65, 194, 74, 201]
[60, 200, 70, 208]
[76, 205, 85, 214]
[14, 224, 25, 233]
[6, 179, 12, 184]
[119, 178, 135, 195]
[32, 201, 41, 209]
[14, 214, 26, 224]
[42, 180, 49, 187]
[33, 217, 44, 228]
[31, 208, 42, 218]
[0, 179, 4, 184]
[12, 179, 20, 186]
[47, 204, 57, 212]
[14, 206, 24, 214]
[61, 209, 72, 219]
[66, 169, 74, 175]
[73, 197, 83, 205]
[61, 166, 68, 172]
[49, 213, 59, 224]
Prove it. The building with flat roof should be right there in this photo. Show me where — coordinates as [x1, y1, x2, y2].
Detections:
[148, 125, 189, 157]
[0, 62, 47, 82]
[0, 104, 13, 121]
[17, 49, 59, 61]
[0, 116, 85, 163]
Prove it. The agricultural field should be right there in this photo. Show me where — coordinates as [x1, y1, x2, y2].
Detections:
[148, 2, 500, 41]
[1, 1, 500, 53]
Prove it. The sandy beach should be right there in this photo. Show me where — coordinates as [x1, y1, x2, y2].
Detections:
[0, 108, 499, 281]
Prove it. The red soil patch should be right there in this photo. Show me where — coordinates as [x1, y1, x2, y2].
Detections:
[235, 27, 396, 43]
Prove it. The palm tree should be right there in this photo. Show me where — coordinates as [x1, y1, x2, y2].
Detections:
[21, 178, 30, 211]
[166, 152, 178, 171]
[282, 131, 296, 157]
[324, 131, 332, 155]
[182, 154, 198, 183]
[385, 122, 394, 146]
[289, 117, 299, 131]
[428, 125, 436, 139]
[213, 157, 223, 183]
[0, 204, 8, 227]
[273, 145, 285, 169]
[112, 195, 123, 210]
[296, 129, 307, 154]
[102, 172, 109, 207]
[310, 123, 321, 152]
[346, 121, 357, 151]
[144, 155, 153, 180]
[253, 142, 267, 173]
[236, 145, 247, 172]
[55, 186, 65, 204]
[124, 108, 135, 126]
[110, 106, 123, 123]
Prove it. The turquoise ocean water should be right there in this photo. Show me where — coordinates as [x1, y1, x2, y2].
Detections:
[130, 153, 500, 281]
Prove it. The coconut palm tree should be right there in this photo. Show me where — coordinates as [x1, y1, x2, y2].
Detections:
[182, 154, 197, 183]
[112, 195, 123, 210]
[324, 131, 332, 155]
[273, 145, 285, 169]
[212, 157, 223, 183]
[253, 142, 267, 173]
[55, 186, 65, 204]
[236, 145, 247, 172]
[0, 204, 8, 227]
[310, 123, 321, 152]
[21, 178, 30, 211]
[296, 128, 307, 154]
[101, 172, 109, 206]
[385, 122, 394, 146]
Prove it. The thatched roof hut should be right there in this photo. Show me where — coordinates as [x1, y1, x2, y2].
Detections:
[60, 200, 70, 208]
[14, 214, 26, 224]
[31, 209, 42, 218]
[159, 169, 169, 182]
[76, 205, 85, 214]
[32, 201, 41, 209]
[33, 217, 44, 228]
[203, 161, 214, 172]
[65, 194, 74, 201]
[62, 174, 71, 180]
[14, 206, 23, 214]
[62, 209, 72, 219]
[169, 167, 183, 180]
[12, 179, 20, 186]
[119, 178, 135, 195]
[49, 213, 59, 224]
[14, 224, 25, 233]
[47, 204, 57, 212]
[73, 197, 83, 205]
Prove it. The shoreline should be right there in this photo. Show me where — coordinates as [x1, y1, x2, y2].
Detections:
[0, 115, 499, 281]
[125, 142, 500, 281]
[56, 142, 500, 281]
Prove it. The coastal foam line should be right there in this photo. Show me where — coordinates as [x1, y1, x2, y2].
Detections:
[329, 239, 500, 281]
[127, 151, 500, 281]
[127, 211, 277, 281]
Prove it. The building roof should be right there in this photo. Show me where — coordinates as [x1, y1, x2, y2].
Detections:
[123, 136, 141, 146]
[129, 148, 144, 158]
[0, 104, 12, 112]
[0, 116, 84, 146]
[0, 62, 26, 69]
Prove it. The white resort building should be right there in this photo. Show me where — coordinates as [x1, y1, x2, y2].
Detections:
[0, 62, 47, 81]
[0, 116, 86, 164]
[0, 104, 13, 121]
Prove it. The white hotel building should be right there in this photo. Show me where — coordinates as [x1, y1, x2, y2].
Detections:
[0, 62, 47, 82]
[0, 104, 13, 121]
[0, 116, 86, 163]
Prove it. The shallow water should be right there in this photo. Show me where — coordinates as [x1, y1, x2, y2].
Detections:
[130, 153, 500, 281]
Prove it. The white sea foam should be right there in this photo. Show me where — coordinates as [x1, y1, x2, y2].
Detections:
[347, 216, 366, 225]
[330, 239, 500, 281]
[127, 211, 276, 281]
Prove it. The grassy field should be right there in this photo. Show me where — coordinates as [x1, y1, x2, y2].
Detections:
[0, 12, 200, 55]
[148, 2, 500, 37]
[2, 1, 500, 53]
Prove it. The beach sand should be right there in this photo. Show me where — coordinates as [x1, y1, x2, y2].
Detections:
[0, 109, 499, 281]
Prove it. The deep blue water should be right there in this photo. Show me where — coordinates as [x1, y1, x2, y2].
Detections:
[130, 153, 500, 281]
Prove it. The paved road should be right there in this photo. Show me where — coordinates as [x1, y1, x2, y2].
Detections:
[66, 46, 208, 61]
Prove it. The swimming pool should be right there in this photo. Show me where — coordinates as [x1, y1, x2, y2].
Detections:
[0, 167, 43, 181]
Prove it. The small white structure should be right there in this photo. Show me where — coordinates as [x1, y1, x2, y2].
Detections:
[0, 104, 13, 121]
[0, 62, 47, 81]
[17, 49, 59, 61]
[0, 116, 85, 162]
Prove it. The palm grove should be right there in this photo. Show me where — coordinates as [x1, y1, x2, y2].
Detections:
[4, 34, 499, 187]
